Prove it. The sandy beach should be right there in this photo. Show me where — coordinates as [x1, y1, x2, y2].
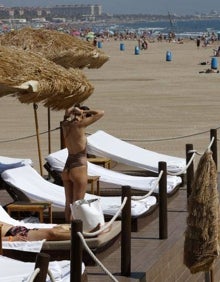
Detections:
[1, 37, 220, 281]
[1, 38, 220, 173]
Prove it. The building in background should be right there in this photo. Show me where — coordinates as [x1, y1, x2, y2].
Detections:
[0, 4, 102, 21]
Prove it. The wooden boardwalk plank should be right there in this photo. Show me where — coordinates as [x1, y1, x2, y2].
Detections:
[1, 177, 220, 281]
[86, 187, 220, 281]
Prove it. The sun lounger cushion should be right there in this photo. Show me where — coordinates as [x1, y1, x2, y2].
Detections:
[45, 149, 182, 193]
[3, 240, 45, 253]
[0, 255, 85, 282]
[87, 130, 186, 173]
[1, 165, 157, 217]
[42, 221, 121, 250]
[0, 156, 32, 173]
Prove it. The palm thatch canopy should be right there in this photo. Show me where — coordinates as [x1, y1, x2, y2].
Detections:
[184, 150, 219, 274]
[0, 46, 94, 110]
[0, 27, 109, 69]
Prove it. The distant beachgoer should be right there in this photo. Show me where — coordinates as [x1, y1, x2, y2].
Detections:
[199, 68, 219, 74]
[177, 38, 184, 44]
[196, 37, 201, 48]
[142, 39, 148, 50]
[61, 105, 104, 222]
[93, 37, 97, 47]
[200, 61, 209, 65]
[215, 46, 220, 57]
[157, 33, 163, 42]
[138, 37, 142, 49]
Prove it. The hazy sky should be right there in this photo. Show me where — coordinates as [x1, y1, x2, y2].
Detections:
[1, 1, 220, 15]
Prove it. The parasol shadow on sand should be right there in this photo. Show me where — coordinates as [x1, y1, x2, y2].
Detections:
[0, 45, 94, 174]
[0, 27, 110, 69]
[184, 150, 219, 277]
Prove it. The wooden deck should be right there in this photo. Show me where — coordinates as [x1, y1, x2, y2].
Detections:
[1, 176, 220, 281]
[85, 186, 220, 282]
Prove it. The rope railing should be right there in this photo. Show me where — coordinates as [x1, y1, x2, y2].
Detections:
[27, 266, 57, 282]
[27, 268, 40, 282]
[168, 152, 196, 176]
[77, 231, 119, 282]
[131, 170, 163, 201]
[0, 126, 219, 144]
[167, 136, 215, 176]
[0, 127, 60, 144]
[47, 269, 56, 282]
[208, 136, 215, 151]
[121, 128, 220, 142]
[87, 126, 220, 142]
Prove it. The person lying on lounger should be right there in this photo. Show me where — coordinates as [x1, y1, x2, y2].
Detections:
[0, 221, 71, 242]
[61, 105, 104, 222]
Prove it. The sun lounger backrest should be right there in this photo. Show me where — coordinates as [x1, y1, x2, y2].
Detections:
[87, 130, 185, 173]
[45, 150, 182, 193]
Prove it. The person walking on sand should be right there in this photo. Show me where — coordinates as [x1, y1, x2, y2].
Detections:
[196, 37, 201, 49]
[61, 105, 104, 222]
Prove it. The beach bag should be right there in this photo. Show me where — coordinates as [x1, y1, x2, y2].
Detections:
[71, 198, 105, 233]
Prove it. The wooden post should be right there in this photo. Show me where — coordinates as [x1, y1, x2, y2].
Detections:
[71, 220, 83, 282]
[33, 103, 43, 176]
[0, 224, 2, 255]
[205, 270, 214, 282]
[47, 107, 51, 155]
[121, 186, 131, 276]
[34, 253, 50, 282]
[210, 129, 218, 170]
[186, 144, 194, 198]
[159, 162, 168, 239]
[60, 121, 66, 149]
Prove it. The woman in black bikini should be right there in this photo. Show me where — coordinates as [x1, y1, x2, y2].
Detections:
[61, 105, 104, 222]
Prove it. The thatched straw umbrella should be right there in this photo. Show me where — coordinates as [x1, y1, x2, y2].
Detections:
[184, 150, 219, 274]
[0, 27, 109, 69]
[0, 46, 94, 110]
[0, 45, 94, 174]
[0, 27, 108, 156]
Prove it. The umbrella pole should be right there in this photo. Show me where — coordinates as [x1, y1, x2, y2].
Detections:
[205, 270, 214, 282]
[47, 107, 51, 154]
[33, 103, 43, 176]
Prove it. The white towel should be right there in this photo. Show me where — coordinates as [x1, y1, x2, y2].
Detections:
[45, 148, 182, 193]
[87, 130, 185, 173]
[1, 165, 157, 217]
[2, 240, 45, 253]
[0, 256, 84, 282]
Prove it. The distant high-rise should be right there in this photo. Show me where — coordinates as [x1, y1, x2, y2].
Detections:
[51, 4, 102, 18]
[0, 4, 102, 21]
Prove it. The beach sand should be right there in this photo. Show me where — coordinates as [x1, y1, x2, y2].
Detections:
[0, 38, 220, 172]
[1, 38, 220, 281]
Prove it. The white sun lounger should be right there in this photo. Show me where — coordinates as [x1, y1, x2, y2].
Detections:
[0, 204, 55, 252]
[0, 204, 121, 258]
[45, 149, 182, 194]
[0, 156, 32, 173]
[0, 255, 84, 282]
[0, 201, 85, 277]
[87, 130, 186, 174]
[1, 165, 157, 218]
